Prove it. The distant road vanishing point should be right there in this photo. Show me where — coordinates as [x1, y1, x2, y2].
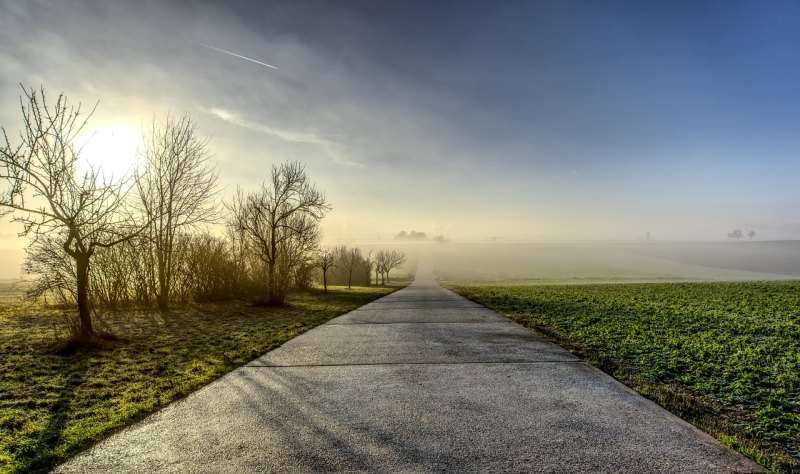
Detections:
[56, 259, 762, 473]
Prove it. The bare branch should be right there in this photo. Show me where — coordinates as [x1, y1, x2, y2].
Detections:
[0, 85, 144, 338]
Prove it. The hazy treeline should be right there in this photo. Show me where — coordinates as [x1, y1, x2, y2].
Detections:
[0, 86, 405, 340]
[319, 246, 407, 289]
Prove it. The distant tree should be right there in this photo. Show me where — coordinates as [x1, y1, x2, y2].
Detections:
[0, 86, 145, 340]
[315, 249, 335, 293]
[364, 250, 374, 287]
[384, 250, 406, 283]
[727, 229, 744, 240]
[396, 230, 427, 241]
[374, 249, 406, 284]
[228, 161, 330, 304]
[374, 250, 388, 285]
[369, 251, 382, 285]
[335, 245, 362, 289]
[137, 113, 219, 311]
[747, 230, 756, 240]
[433, 234, 449, 243]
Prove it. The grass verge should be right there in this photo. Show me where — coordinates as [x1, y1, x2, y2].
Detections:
[0, 285, 399, 473]
[450, 281, 799, 473]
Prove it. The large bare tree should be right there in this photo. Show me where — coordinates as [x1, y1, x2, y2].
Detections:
[229, 161, 330, 305]
[0, 86, 144, 339]
[137, 113, 218, 311]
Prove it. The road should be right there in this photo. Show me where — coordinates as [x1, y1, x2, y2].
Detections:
[56, 261, 762, 473]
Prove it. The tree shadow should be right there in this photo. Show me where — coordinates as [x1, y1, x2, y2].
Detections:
[26, 352, 91, 473]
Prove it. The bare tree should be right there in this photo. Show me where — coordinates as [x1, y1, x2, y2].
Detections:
[368, 250, 381, 285]
[228, 161, 330, 305]
[316, 248, 335, 293]
[364, 249, 374, 287]
[372, 249, 405, 285]
[0, 86, 144, 339]
[137, 113, 218, 311]
[374, 249, 388, 285]
[335, 245, 362, 289]
[383, 250, 406, 283]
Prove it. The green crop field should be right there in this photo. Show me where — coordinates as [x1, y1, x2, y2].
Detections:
[450, 281, 799, 472]
[0, 285, 398, 474]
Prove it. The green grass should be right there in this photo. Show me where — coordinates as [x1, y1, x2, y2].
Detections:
[450, 281, 800, 473]
[0, 285, 399, 474]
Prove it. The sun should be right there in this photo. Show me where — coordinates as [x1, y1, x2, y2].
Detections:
[76, 124, 143, 184]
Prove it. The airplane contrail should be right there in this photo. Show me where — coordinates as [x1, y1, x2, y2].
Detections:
[192, 41, 279, 70]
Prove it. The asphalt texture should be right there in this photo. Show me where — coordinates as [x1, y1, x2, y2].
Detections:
[55, 263, 764, 473]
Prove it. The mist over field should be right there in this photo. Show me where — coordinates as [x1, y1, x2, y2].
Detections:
[316, 239, 800, 284]
[429, 241, 800, 283]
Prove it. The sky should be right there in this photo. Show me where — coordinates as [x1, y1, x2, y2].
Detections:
[2, 0, 800, 273]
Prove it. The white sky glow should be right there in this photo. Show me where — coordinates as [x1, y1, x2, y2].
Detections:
[76, 125, 143, 185]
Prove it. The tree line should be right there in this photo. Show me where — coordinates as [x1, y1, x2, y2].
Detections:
[0, 86, 406, 342]
[727, 229, 756, 240]
[316, 247, 406, 291]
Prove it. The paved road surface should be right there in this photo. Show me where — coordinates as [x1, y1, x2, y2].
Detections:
[56, 261, 762, 473]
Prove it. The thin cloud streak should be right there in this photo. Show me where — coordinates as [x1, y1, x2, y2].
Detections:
[192, 41, 279, 69]
[209, 107, 330, 145]
[208, 108, 363, 168]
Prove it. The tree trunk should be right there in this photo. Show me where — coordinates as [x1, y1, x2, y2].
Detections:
[155, 240, 171, 311]
[347, 270, 352, 289]
[157, 292, 169, 312]
[323, 268, 328, 294]
[267, 260, 279, 304]
[75, 254, 95, 339]
[157, 257, 169, 312]
[267, 228, 280, 304]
